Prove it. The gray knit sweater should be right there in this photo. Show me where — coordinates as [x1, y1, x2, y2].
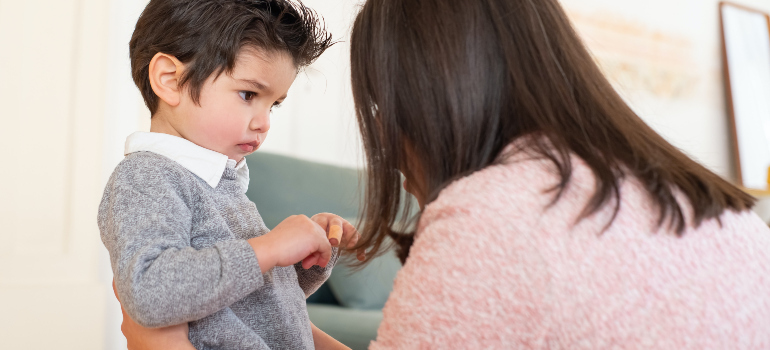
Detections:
[98, 151, 337, 350]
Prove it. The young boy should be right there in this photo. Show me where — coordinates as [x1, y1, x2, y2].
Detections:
[98, 0, 361, 348]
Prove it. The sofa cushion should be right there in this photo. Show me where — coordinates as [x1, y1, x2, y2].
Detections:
[327, 247, 401, 310]
[244, 152, 360, 229]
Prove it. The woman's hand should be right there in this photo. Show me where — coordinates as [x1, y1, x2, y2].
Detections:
[311, 321, 352, 350]
[311, 213, 366, 261]
[112, 281, 195, 350]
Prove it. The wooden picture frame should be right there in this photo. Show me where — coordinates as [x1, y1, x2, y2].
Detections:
[719, 2, 770, 191]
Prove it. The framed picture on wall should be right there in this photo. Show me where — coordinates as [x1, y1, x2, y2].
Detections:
[720, 2, 770, 191]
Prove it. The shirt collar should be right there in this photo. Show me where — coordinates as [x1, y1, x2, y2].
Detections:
[124, 131, 250, 192]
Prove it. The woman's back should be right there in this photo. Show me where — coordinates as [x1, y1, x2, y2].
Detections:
[371, 149, 770, 349]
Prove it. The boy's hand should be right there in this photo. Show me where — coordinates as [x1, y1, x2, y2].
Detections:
[248, 215, 333, 273]
[311, 213, 366, 262]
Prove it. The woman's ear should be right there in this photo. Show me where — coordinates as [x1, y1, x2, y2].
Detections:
[148, 52, 184, 107]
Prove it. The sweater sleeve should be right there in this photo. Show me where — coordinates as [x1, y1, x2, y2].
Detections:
[294, 247, 340, 298]
[369, 206, 550, 349]
[98, 159, 264, 328]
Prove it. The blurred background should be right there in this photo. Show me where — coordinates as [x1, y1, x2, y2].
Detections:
[1, 0, 769, 348]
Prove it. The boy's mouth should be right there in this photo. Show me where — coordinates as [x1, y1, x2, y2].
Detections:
[238, 141, 259, 153]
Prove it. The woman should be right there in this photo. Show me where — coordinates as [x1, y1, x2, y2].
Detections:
[117, 0, 770, 348]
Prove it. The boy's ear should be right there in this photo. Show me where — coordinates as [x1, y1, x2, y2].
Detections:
[148, 52, 184, 107]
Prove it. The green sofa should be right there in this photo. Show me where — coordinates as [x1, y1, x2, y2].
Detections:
[244, 152, 402, 350]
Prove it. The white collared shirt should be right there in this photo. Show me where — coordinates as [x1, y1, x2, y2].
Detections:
[124, 131, 250, 192]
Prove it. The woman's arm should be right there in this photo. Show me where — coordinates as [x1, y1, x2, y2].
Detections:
[120, 307, 195, 350]
[118, 306, 349, 350]
[113, 281, 195, 350]
[311, 322, 351, 350]
[114, 281, 351, 350]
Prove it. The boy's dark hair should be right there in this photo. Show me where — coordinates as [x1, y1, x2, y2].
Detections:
[130, 0, 333, 114]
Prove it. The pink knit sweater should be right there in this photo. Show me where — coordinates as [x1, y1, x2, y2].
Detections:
[370, 151, 770, 349]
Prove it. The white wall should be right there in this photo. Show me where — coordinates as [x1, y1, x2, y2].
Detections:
[0, 0, 110, 349]
[562, 0, 732, 178]
[558, 0, 770, 220]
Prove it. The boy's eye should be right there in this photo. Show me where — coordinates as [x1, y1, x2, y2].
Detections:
[239, 91, 256, 101]
[271, 101, 282, 109]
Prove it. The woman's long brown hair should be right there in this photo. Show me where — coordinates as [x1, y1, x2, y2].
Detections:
[349, 0, 755, 264]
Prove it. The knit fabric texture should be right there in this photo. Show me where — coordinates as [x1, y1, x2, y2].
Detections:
[99, 151, 337, 350]
[371, 150, 770, 349]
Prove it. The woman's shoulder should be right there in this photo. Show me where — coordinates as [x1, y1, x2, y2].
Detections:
[379, 147, 563, 349]
[420, 146, 590, 230]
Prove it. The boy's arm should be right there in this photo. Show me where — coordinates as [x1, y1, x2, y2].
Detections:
[99, 161, 264, 328]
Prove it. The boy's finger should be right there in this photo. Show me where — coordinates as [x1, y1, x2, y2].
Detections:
[319, 238, 332, 268]
[302, 253, 318, 269]
[304, 251, 327, 269]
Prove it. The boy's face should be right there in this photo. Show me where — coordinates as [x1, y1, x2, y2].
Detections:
[169, 48, 297, 161]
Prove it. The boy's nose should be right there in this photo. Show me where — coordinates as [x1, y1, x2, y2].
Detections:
[249, 108, 271, 133]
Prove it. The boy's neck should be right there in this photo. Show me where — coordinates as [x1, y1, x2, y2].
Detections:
[149, 112, 183, 139]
